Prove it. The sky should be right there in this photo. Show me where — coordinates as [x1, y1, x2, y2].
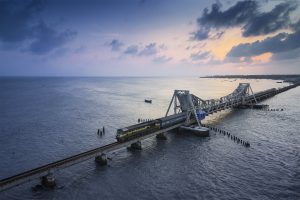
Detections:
[0, 0, 300, 76]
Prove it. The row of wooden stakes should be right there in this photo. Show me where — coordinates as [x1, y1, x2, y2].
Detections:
[202, 124, 250, 147]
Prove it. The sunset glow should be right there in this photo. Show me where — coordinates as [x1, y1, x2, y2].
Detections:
[0, 0, 299, 76]
[252, 53, 273, 63]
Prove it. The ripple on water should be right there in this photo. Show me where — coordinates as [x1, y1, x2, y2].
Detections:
[0, 78, 299, 200]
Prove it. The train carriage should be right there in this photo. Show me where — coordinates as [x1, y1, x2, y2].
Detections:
[116, 112, 187, 143]
[158, 112, 187, 129]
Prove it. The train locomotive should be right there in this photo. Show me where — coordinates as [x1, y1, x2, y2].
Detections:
[116, 112, 187, 142]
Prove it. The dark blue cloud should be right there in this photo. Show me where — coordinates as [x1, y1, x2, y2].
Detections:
[193, 0, 297, 40]
[272, 48, 300, 61]
[123, 43, 160, 57]
[199, 1, 257, 29]
[243, 2, 297, 37]
[192, 27, 210, 40]
[0, 0, 77, 54]
[109, 39, 123, 51]
[211, 31, 224, 39]
[291, 19, 300, 31]
[226, 29, 300, 59]
[29, 21, 77, 54]
[124, 45, 139, 55]
[0, 0, 43, 43]
[139, 43, 157, 56]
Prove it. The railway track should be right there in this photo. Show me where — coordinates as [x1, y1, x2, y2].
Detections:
[0, 142, 119, 191]
[0, 83, 298, 192]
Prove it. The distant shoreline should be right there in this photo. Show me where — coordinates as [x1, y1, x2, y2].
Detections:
[200, 75, 300, 84]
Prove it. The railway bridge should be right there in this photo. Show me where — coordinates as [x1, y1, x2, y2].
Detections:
[0, 83, 298, 191]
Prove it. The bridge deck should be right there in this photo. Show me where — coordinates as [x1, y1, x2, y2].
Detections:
[0, 122, 186, 191]
[0, 83, 298, 191]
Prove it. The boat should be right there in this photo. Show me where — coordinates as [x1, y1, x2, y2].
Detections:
[144, 99, 152, 103]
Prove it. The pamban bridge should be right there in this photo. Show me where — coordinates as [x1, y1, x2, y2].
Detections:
[0, 82, 298, 191]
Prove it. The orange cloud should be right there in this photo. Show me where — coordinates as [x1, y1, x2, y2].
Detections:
[205, 28, 282, 61]
[251, 52, 272, 63]
[205, 28, 266, 60]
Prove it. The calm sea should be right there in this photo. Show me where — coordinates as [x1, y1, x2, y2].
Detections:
[0, 77, 299, 200]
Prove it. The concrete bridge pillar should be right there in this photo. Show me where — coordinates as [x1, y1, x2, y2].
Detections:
[95, 153, 108, 166]
[130, 141, 142, 150]
[156, 133, 167, 140]
[242, 97, 246, 105]
[41, 173, 56, 188]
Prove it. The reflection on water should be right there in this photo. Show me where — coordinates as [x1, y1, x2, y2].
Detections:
[0, 77, 299, 200]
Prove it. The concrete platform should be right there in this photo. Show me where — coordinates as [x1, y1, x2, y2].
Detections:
[179, 125, 210, 137]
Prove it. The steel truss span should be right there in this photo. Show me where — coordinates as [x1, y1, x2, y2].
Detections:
[0, 83, 298, 192]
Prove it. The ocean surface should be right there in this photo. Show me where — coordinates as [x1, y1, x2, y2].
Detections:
[0, 77, 299, 200]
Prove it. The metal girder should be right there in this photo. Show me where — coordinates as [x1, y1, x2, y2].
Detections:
[165, 83, 257, 123]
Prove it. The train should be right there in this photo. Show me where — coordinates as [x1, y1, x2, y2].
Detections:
[116, 112, 187, 143]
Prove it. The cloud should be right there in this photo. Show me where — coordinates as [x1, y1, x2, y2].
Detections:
[192, 27, 210, 40]
[0, 0, 42, 43]
[271, 48, 300, 60]
[0, 0, 77, 54]
[192, 0, 297, 40]
[226, 29, 300, 59]
[158, 44, 168, 50]
[139, 43, 157, 56]
[51, 47, 71, 58]
[211, 31, 224, 39]
[291, 19, 300, 31]
[28, 22, 77, 55]
[74, 45, 85, 53]
[243, 2, 297, 37]
[109, 39, 123, 51]
[123, 42, 161, 57]
[153, 56, 172, 63]
[124, 45, 139, 55]
[190, 51, 210, 61]
[199, 1, 257, 29]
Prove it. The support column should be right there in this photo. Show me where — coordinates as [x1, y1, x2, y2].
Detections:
[129, 141, 142, 150]
[41, 173, 56, 188]
[156, 132, 167, 140]
[95, 153, 108, 166]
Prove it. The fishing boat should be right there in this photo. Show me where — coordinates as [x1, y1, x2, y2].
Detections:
[144, 99, 152, 103]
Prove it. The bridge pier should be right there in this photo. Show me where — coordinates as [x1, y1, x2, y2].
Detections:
[95, 153, 108, 166]
[3, 84, 298, 191]
[156, 133, 167, 140]
[129, 141, 142, 150]
[41, 173, 56, 188]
